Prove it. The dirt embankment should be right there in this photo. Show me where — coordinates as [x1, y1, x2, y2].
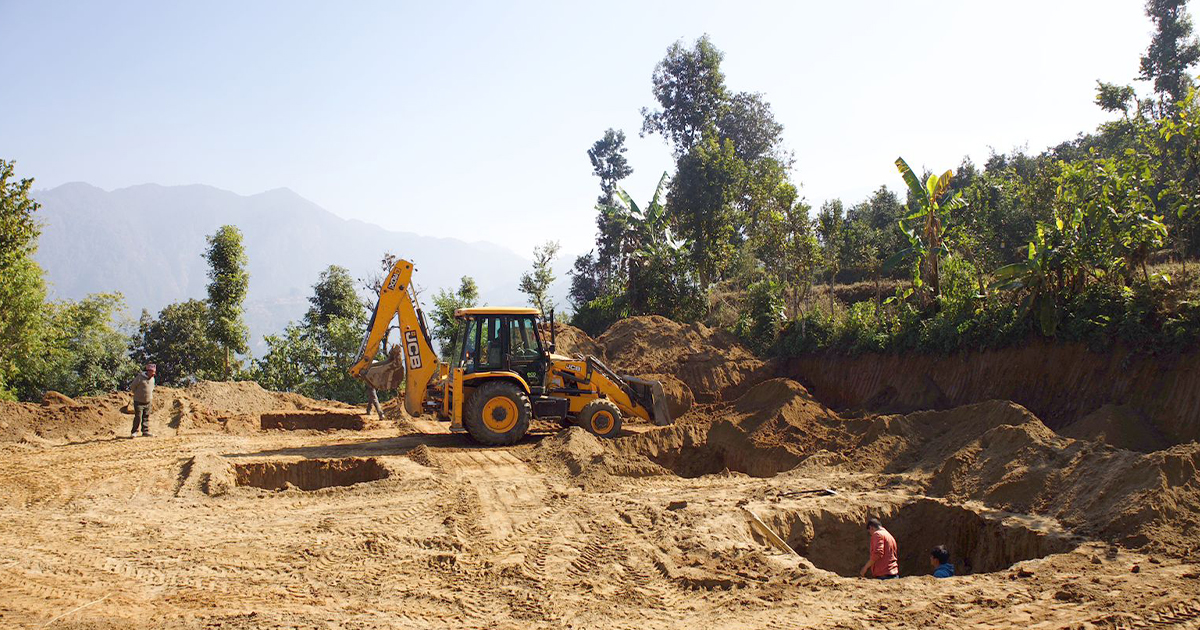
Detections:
[0, 380, 353, 443]
[782, 343, 1200, 449]
[599, 377, 1200, 556]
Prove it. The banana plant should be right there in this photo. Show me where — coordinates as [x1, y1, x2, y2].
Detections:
[882, 157, 967, 304]
[989, 222, 1061, 336]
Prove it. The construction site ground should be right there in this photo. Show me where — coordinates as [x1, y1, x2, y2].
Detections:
[1, 318, 1199, 629]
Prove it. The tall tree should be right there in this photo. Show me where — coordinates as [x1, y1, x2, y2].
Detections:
[305, 265, 364, 330]
[588, 129, 634, 204]
[1141, 0, 1200, 106]
[816, 200, 845, 312]
[0, 160, 45, 398]
[431, 276, 479, 359]
[519, 241, 561, 314]
[641, 35, 729, 155]
[203, 225, 249, 378]
[667, 133, 746, 287]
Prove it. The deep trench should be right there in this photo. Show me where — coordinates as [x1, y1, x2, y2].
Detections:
[232, 458, 389, 491]
[260, 411, 366, 431]
[777, 499, 1076, 578]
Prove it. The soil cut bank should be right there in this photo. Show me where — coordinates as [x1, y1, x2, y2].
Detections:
[782, 342, 1200, 447]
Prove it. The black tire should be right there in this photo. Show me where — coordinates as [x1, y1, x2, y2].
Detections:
[578, 399, 623, 439]
[464, 381, 531, 445]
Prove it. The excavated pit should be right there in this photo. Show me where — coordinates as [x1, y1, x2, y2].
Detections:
[776, 498, 1077, 578]
[232, 458, 389, 491]
[260, 411, 366, 431]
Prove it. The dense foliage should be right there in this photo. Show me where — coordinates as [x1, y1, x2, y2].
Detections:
[571, 7, 1200, 355]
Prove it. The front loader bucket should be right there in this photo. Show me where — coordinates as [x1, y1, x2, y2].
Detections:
[362, 355, 406, 392]
[623, 376, 673, 426]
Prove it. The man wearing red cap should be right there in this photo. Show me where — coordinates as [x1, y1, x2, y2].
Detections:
[129, 363, 156, 438]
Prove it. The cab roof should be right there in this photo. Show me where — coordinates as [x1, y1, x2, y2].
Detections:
[454, 306, 541, 317]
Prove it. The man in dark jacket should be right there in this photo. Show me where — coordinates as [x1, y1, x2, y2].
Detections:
[129, 363, 156, 438]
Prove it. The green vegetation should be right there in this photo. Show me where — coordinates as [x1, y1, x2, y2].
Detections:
[203, 225, 250, 378]
[431, 276, 479, 360]
[519, 240, 561, 315]
[569, 6, 1200, 359]
[253, 265, 372, 403]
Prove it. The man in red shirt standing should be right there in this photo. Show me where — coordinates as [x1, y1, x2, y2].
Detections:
[859, 517, 899, 579]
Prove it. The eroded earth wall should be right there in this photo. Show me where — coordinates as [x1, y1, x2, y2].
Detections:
[782, 342, 1200, 445]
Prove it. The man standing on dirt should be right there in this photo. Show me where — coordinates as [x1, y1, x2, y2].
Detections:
[859, 517, 899, 579]
[366, 386, 385, 421]
[129, 363, 156, 438]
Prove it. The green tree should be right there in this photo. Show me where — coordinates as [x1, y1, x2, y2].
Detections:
[254, 323, 321, 397]
[130, 299, 224, 385]
[588, 128, 634, 204]
[816, 200, 845, 312]
[641, 35, 729, 156]
[0, 160, 45, 398]
[431, 276, 479, 359]
[203, 225, 249, 378]
[519, 241, 561, 314]
[305, 265, 365, 334]
[0, 159, 41, 275]
[668, 133, 746, 287]
[14, 294, 138, 400]
[1140, 0, 1200, 106]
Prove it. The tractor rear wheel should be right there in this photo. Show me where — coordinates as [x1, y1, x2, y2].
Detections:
[464, 381, 531, 445]
[578, 399, 623, 439]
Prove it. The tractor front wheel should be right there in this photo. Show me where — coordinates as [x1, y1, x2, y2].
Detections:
[578, 399, 623, 439]
[464, 381, 531, 445]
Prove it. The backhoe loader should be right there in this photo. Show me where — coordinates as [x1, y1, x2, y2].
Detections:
[348, 259, 672, 445]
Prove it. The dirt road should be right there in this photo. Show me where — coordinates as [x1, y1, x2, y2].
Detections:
[1, 414, 1198, 629]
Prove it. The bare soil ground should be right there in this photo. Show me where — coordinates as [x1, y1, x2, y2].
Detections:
[1, 319, 1198, 629]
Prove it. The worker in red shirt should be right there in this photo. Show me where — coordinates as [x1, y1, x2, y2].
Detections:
[859, 517, 899, 579]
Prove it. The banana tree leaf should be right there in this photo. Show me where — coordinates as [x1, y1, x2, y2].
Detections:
[1036, 294, 1058, 336]
[991, 262, 1031, 281]
[932, 169, 954, 201]
[941, 195, 967, 212]
[895, 157, 927, 202]
[882, 247, 917, 272]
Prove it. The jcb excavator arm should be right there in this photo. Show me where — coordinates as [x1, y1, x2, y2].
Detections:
[348, 259, 440, 416]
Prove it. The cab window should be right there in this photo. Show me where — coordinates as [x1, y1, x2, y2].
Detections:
[476, 316, 503, 371]
[507, 316, 541, 359]
[457, 317, 476, 367]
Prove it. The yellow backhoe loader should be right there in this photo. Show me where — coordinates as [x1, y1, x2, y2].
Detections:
[348, 259, 672, 445]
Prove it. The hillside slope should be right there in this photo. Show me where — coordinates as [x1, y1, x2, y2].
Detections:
[32, 183, 552, 350]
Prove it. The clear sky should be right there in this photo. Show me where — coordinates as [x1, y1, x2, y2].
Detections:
[0, 1, 1184, 260]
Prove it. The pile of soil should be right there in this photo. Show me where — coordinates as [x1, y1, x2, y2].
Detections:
[610, 377, 1200, 556]
[597, 315, 771, 403]
[1058, 404, 1172, 453]
[551, 322, 604, 358]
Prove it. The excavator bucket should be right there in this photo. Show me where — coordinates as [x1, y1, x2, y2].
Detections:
[622, 376, 673, 426]
[362, 347, 406, 392]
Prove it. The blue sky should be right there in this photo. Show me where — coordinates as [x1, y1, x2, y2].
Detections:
[0, 1, 1184, 259]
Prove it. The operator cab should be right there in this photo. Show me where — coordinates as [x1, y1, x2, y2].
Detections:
[454, 307, 549, 387]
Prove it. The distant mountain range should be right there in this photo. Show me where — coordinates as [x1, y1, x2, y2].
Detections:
[32, 183, 565, 353]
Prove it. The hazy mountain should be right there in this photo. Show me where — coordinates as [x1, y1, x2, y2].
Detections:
[32, 183, 565, 353]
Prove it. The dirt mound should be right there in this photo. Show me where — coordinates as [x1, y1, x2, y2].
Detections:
[607, 377, 1200, 555]
[40, 391, 76, 406]
[598, 315, 770, 402]
[551, 322, 603, 357]
[527, 426, 605, 475]
[1059, 404, 1172, 453]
